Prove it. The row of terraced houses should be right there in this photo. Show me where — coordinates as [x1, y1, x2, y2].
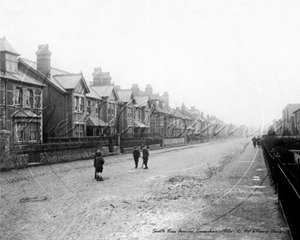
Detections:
[0, 37, 225, 145]
[270, 104, 300, 136]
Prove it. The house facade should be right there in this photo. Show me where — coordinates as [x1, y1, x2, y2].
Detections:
[0, 37, 43, 144]
[20, 44, 90, 140]
[88, 68, 120, 137]
[282, 104, 300, 135]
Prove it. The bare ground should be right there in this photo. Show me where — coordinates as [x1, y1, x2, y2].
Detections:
[0, 138, 291, 240]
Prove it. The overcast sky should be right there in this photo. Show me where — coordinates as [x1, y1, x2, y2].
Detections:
[1, 0, 300, 128]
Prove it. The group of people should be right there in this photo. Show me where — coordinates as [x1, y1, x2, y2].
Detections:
[93, 146, 150, 181]
[251, 136, 261, 148]
[132, 146, 149, 169]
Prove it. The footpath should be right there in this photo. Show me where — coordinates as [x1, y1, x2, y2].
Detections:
[158, 143, 292, 240]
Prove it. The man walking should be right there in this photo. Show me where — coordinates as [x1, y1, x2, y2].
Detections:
[132, 146, 140, 169]
[142, 146, 149, 169]
[252, 136, 257, 148]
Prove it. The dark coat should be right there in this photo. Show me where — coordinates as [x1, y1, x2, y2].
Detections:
[133, 149, 141, 158]
[94, 154, 105, 168]
[142, 148, 149, 158]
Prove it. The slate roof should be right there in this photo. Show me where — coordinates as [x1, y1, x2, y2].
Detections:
[86, 87, 101, 100]
[20, 58, 68, 93]
[135, 96, 149, 107]
[20, 58, 90, 94]
[54, 74, 83, 89]
[0, 71, 44, 87]
[89, 85, 116, 98]
[0, 37, 19, 55]
[117, 90, 133, 103]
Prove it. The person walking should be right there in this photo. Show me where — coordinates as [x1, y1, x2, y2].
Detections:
[142, 146, 149, 169]
[252, 136, 257, 148]
[132, 146, 141, 168]
[256, 137, 261, 148]
[94, 149, 105, 181]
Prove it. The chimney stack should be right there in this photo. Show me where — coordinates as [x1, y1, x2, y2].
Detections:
[145, 84, 153, 95]
[36, 44, 51, 77]
[92, 67, 112, 86]
[181, 102, 186, 111]
[162, 91, 169, 106]
[92, 67, 103, 86]
[131, 83, 140, 96]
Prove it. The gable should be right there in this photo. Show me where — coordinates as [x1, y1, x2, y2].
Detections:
[74, 80, 86, 95]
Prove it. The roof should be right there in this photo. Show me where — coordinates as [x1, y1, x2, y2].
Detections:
[54, 74, 83, 89]
[148, 93, 160, 100]
[20, 58, 67, 93]
[135, 96, 149, 107]
[0, 71, 44, 87]
[86, 116, 108, 127]
[134, 120, 149, 128]
[293, 107, 300, 114]
[86, 87, 101, 100]
[117, 90, 133, 103]
[0, 37, 19, 56]
[90, 85, 115, 98]
[11, 109, 41, 118]
[20, 58, 89, 94]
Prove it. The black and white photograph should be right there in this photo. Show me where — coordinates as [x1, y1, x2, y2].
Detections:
[0, 0, 299, 239]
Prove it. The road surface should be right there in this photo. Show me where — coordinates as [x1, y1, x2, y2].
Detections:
[0, 138, 290, 240]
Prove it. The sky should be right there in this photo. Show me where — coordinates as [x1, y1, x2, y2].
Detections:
[1, 0, 300, 128]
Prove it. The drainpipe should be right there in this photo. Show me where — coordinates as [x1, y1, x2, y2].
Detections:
[4, 79, 8, 130]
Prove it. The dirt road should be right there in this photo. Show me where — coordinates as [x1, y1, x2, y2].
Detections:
[0, 138, 290, 240]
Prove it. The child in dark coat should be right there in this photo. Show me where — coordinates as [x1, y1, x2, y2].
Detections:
[94, 150, 105, 181]
[132, 146, 141, 168]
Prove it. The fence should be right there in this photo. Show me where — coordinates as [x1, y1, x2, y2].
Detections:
[262, 145, 300, 240]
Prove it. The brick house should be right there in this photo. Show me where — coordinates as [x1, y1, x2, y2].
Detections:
[87, 68, 120, 137]
[19, 44, 90, 140]
[116, 85, 150, 137]
[0, 37, 44, 144]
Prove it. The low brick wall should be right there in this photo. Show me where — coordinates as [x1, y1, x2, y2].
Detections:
[149, 144, 161, 150]
[163, 137, 185, 147]
[0, 153, 29, 171]
[0, 146, 120, 171]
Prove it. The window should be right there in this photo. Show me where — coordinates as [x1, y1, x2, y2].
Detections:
[74, 124, 84, 137]
[87, 100, 91, 113]
[108, 102, 115, 117]
[15, 88, 22, 105]
[96, 102, 101, 116]
[35, 91, 42, 108]
[5, 54, 18, 73]
[127, 107, 133, 119]
[29, 123, 38, 141]
[16, 123, 26, 142]
[25, 89, 33, 107]
[74, 97, 79, 111]
[79, 124, 84, 136]
[75, 97, 84, 112]
[79, 97, 84, 112]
